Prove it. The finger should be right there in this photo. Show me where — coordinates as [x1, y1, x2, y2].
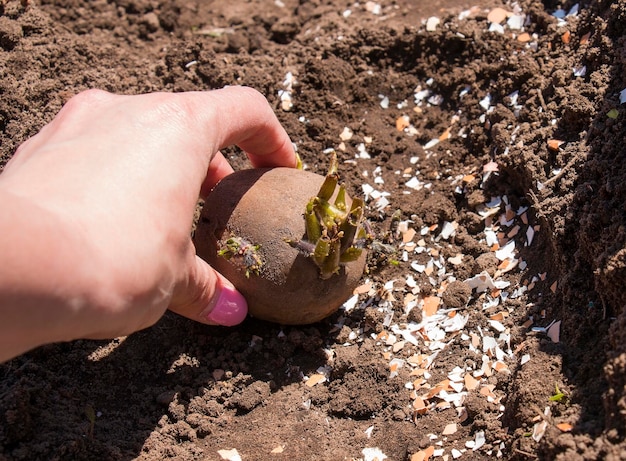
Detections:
[177, 86, 298, 170]
[200, 151, 234, 198]
[168, 252, 248, 327]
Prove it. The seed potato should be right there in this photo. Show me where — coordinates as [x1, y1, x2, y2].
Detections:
[194, 167, 367, 325]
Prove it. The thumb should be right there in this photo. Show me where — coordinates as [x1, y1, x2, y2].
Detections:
[169, 254, 248, 326]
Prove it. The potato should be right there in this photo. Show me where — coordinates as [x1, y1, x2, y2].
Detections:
[194, 167, 368, 325]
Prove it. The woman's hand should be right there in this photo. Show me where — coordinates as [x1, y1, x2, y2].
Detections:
[0, 86, 297, 362]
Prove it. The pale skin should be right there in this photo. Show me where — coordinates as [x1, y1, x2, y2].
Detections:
[0, 86, 297, 363]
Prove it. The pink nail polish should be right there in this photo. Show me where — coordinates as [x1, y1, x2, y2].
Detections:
[204, 286, 248, 326]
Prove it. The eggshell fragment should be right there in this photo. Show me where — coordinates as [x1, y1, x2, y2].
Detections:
[423, 296, 441, 316]
[442, 423, 457, 435]
[556, 423, 573, 432]
[487, 7, 509, 24]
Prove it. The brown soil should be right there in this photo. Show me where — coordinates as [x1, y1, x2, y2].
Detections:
[1, 0, 626, 460]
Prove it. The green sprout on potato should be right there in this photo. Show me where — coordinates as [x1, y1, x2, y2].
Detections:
[218, 237, 263, 278]
[288, 151, 371, 280]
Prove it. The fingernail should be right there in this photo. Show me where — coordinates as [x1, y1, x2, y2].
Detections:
[202, 286, 248, 326]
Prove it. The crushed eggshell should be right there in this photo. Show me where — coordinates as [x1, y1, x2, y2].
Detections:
[422, 296, 441, 316]
[488, 320, 506, 333]
[439, 127, 451, 141]
[487, 7, 509, 24]
[483, 161, 499, 172]
[278, 72, 296, 111]
[556, 423, 573, 432]
[466, 271, 510, 292]
[217, 448, 242, 461]
[547, 320, 561, 343]
[547, 139, 564, 151]
[466, 430, 485, 451]
[281, 64, 551, 451]
[464, 373, 480, 390]
[393, 340, 406, 353]
[355, 281, 373, 294]
[340, 126, 354, 141]
[413, 396, 428, 414]
[362, 447, 388, 461]
[493, 361, 509, 373]
[507, 14, 525, 29]
[480, 384, 496, 399]
[448, 254, 464, 265]
[411, 446, 435, 461]
[424, 138, 440, 149]
[389, 358, 405, 378]
[495, 240, 516, 261]
[532, 420, 548, 442]
[440, 221, 457, 239]
[426, 16, 440, 31]
[305, 373, 326, 387]
[396, 115, 411, 131]
[403, 227, 417, 243]
[365, 1, 381, 15]
[442, 423, 457, 435]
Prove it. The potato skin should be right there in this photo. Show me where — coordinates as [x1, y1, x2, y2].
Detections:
[194, 168, 367, 325]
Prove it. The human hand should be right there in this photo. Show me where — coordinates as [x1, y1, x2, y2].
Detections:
[0, 87, 297, 361]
